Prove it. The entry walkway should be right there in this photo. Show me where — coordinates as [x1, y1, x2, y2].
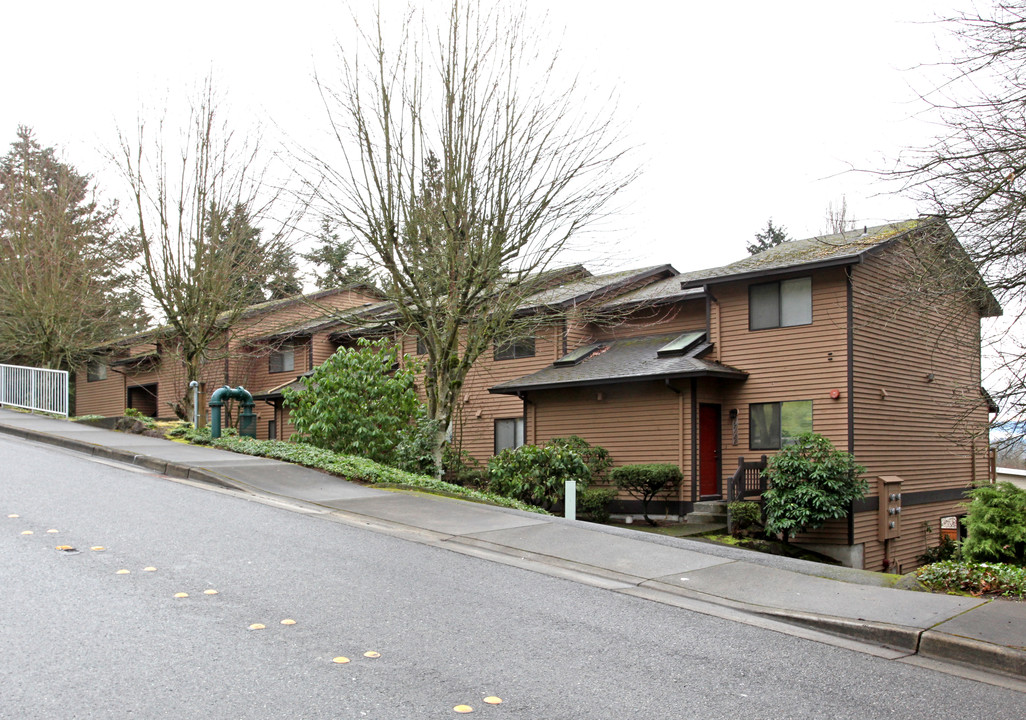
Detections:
[1, 408, 1024, 685]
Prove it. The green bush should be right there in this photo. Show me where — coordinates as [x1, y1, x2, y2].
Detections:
[610, 463, 682, 526]
[487, 444, 591, 511]
[916, 560, 1026, 599]
[761, 433, 867, 539]
[122, 407, 156, 429]
[547, 436, 612, 484]
[283, 338, 437, 475]
[578, 487, 618, 523]
[961, 482, 1026, 565]
[728, 501, 762, 534]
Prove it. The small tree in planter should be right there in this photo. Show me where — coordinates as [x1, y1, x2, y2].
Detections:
[762, 432, 867, 541]
[610, 463, 682, 526]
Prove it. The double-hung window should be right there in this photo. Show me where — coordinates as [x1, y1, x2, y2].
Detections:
[750, 400, 813, 450]
[750, 277, 812, 330]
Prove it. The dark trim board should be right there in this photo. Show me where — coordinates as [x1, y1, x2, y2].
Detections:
[852, 486, 971, 514]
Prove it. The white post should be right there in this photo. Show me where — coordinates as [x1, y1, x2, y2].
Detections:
[190, 381, 199, 427]
[565, 480, 577, 521]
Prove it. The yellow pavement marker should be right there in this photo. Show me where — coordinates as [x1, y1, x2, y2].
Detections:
[280, 619, 297, 626]
[7, 514, 18, 518]
[453, 705, 473, 714]
[248, 623, 265, 630]
[90, 546, 105, 551]
[116, 569, 130, 575]
[332, 656, 351, 664]
[173, 592, 189, 598]
[20, 530, 33, 535]
[46, 529, 58, 534]
[203, 589, 219, 595]
[143, 567, 157, 572]
[55, 545, 75, 551]
[363, 651, 380, 658]
[483, 697, 502, 705]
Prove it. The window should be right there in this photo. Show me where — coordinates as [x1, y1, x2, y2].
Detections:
[269, 345, 295, 374]
[749, 400, 812, 450]
[494, 335, 535, 361]
[749, 277, 812, 330]
[494, 417, 525, 454]
[86, 362, 107, 382]
[416, 336, 427, 355]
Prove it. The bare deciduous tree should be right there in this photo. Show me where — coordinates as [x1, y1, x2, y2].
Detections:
[115, 80, 295, 419]
[895, 2, 1026, 424]
[824, 195, 857, 235]
[0, 126, 144, 372]
[306, 1, 634, 469]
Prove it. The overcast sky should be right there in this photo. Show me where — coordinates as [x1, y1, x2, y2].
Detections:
[0, 0, 966, 276]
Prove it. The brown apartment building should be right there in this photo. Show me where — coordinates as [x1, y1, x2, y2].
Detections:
[76, 218, 998, 572]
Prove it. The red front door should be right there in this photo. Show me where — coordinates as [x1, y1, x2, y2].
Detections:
[699, 404, 721, 497]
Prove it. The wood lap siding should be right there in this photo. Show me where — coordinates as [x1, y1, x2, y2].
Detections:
[851, 246, 988, 571]
[715, 268, 851, 480]
[75, 368, 125, 417]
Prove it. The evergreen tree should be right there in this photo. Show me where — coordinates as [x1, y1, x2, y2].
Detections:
[302, 215, 374, 290]
[748, 218, 790, 255]
[0, 126, 145, 370]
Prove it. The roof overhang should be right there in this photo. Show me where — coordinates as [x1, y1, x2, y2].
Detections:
[489, 367, 747, 395]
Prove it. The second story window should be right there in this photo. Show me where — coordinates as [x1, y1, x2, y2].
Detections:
[416, 336, 428, 355]
[750, 277, 812, 330]
[494, 335, 536, 361]
[269, 344, 295, 374]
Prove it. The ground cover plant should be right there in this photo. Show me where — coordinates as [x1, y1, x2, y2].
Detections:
[916, 560, 1026, 600]
[178, 426, 545, 514]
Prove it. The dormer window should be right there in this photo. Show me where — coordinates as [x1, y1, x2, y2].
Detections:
[749, 277, 812, 330]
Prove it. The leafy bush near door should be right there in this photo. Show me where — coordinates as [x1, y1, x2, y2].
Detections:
[761, 432, 866, 539]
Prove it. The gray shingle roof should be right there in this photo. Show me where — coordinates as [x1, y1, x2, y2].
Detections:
[678, 220, 923, 288]
[489, 332, 746, 394]
[519, 264, 677, 310]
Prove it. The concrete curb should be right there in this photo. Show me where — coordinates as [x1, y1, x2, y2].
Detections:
[0, 422, 239, 491]
[920, 630, 1026, 679]
[753, 608, 922, 654]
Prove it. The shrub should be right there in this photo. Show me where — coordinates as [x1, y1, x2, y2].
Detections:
[547, 436, 612, 484]
[918, 536, 962, 565]
[487, 444, 591, 511]
[961, 482, 1026, 565]
[578, 487, 618, 523]
[761, 433, 867, 539]
[122, 407, 156, 429]
[283, 338, 437, 475]
[916, 560, 1026, 599]
[610, 463, 682, 526]
[728, 501, 762, 535]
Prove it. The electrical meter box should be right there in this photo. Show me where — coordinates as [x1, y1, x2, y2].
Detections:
[878, 476, 903, 540]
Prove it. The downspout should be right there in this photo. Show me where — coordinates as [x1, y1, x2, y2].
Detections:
[665, 379, 685, 516]
[517, 391, 535, 445]
[690, 378, 699, 504]
[263, 398, 277, 440]
[846, 266, 856, 546]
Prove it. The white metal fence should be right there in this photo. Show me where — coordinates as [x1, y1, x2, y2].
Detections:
[0, 364, 70, 417]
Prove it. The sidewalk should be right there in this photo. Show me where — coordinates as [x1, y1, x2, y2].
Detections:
[2, 408, 1024, 685]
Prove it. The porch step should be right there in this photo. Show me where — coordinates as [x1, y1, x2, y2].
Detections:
[686, 500, 728, 525]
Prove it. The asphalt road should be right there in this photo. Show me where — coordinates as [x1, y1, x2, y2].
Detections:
[1, 434, 1022, 719]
